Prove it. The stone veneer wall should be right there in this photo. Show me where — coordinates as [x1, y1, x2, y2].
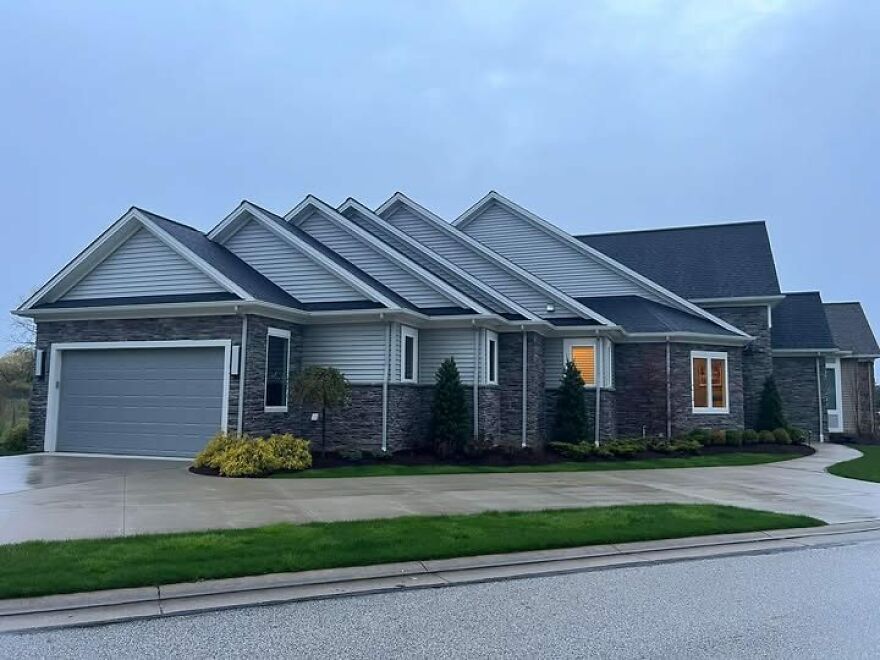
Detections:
[668, 343, 745, 435]
[704, 306, 771, 430]
[28, 315, 245, 452]
[543, 388, 616, 443]
[850, 360, 877, 439]
[497, 332, 546, 449]
[772, 356, 825, 441]
[614, 343, 669, 438]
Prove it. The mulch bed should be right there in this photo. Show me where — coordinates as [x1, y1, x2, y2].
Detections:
[189, 443, 814, 477]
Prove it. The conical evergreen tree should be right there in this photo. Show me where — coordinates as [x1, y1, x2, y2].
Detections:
[757, 376, 787, 431]
[554, 360, 588, 442]
[431, 357, 469, 457]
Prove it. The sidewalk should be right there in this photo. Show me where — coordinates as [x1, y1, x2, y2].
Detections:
[3, 520, 879, 634]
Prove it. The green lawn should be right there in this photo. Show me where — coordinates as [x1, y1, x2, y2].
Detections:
[827, 445, 880, 483]
[273, 452, 804, 479]
[0, 504, 821, 600]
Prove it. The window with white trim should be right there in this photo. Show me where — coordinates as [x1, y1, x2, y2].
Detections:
[563, 338, 614, 388]
[485, 330, 498, 385]
[691, 351, 728, 414]
[401, 325, 418, 383]
[265, 328, 291, 412]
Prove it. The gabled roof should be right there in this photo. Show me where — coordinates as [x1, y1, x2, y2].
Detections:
[337, 198, 537, 321]
[18, 207, 298, 312]
[582, 296, 739, 336]
[824, 302, 880, 356]
[376, 193, 616, 326]
[771, 292, 837, 351]
[578, 221, 781, 301]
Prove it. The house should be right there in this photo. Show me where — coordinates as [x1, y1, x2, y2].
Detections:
[15, 192, 878, 457]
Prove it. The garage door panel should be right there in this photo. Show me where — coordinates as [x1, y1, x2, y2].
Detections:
[56, 347, 226, 457]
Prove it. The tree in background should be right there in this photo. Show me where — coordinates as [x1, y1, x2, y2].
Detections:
[554, 360, 588, 443]
[757, 376, 787, 431]
[431, 357, 469, 457]
[0, 346, 33, 430]
[291, 366, 350, 457]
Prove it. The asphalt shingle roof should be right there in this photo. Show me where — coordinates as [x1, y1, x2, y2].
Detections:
[578, 295, 738, 335]
[771, 292, 836, 350]
[824, 302, 880, 355]
[577, 221, 781, 300]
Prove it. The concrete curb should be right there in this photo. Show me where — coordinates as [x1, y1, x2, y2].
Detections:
[3, 520, 879, 633]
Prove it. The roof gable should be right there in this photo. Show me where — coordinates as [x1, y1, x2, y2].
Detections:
[579, 221, 781, 300]
[824, 302, 880, 356]
[771, 292, 836, 351]
[376, 194, 613, 325]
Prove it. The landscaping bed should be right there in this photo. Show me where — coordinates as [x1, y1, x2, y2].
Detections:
[0, 504, 822, 600]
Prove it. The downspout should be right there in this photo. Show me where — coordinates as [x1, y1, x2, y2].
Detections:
[473, 324, 479, 440]
[521, 327, 527, 448]
[816, 357, 825, 443]
[665, 337, 672, 440]
[382, 321, 391, 453]
[594, 337, 602, 447]
[237, 313, 248, 435]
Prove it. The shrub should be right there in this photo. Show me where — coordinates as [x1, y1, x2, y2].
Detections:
[606, 439, 644, 459]
[742, 429, 759, 445]
[267, 434, 312, 471]
[787, 427, 807, 445]
[707, 429, 726, 446]
[772, 428, 792, 445]
[725, 430, 743, 447]
[463, 432, 493, 459]
[669, 438, 702, 454]
[687, 428, 709, 445]
[193, 432, 241, 469]
[1, 424, 28, 452]
[431, 358, 469, 457]
[337, 447, 364, 462]
[758, 430, 775, 444]
[554, 361, 589, 443]
[217, 438, 279, 477]
[757, 376, 787, 431]
[292, 366, 351, 458]
[548, 441, 594, 460]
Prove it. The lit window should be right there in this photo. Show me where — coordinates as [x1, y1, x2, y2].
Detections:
[486, 331, 498, 385]
[265, 328, 291, 411]
[401, 326, 418, 383]
[563, 338, 604, 387]
[691, 351, 728, 413]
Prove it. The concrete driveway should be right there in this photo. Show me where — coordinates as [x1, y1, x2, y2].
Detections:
[1, 443, 879, 544]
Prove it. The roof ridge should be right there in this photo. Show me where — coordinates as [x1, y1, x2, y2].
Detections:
[133, 207, 204, 234]
[577, 220, 766, 239]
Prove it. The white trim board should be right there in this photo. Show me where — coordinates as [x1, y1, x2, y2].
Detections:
[43, 339, 232, 454]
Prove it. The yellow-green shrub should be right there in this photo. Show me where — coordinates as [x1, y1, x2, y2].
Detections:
[193, 432, 242, 469]
[266, 434, 312, 471]
[192, 432, 312, 477]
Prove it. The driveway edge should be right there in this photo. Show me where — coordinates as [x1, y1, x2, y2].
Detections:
[3, 520, 879, 633]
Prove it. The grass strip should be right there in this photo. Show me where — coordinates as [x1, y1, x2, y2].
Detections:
[827, 445, 880, 483]
[272, 452, 802, 479]
[0, 504, 821, 600]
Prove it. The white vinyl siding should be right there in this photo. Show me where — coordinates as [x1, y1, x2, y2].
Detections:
[383, 206, 576, 318]
[61, 228, 224, 300]
[462, 202, 662, 302]
[301, 324, 387, 383]
[419, 328, 477, 384]
[299, 211, 453, 309]
[225, 219, 367, 303]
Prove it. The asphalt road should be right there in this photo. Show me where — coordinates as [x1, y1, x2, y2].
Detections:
[3, 539, 880, 659]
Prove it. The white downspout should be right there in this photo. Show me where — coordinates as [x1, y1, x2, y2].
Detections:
[473, 324, 480, 440]
[382, 321, 391, 452]
[594, 337, 602, 447]
[521, 327, 527, 448]
[237, 313, 248, 435]
[816, 356, 825, 443]
[665, 337, 672, 440]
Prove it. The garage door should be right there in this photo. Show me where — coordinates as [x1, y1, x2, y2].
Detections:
[56, 347, 226, 457]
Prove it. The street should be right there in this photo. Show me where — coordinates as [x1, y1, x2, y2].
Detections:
[3, 538, 880, 659]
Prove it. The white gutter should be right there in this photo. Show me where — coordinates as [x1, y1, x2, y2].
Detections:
[382, 321, 391, 452]
[237, 313, 248, 434]
[816, 357, 825, 443]
[594, 337, 603, 447]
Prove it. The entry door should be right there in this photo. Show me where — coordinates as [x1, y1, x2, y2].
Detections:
[825, 357, 843, 433]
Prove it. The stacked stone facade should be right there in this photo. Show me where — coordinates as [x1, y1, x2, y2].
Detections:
[773, 356, 825, 441]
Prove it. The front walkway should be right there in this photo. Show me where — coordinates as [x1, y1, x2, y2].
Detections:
[0, 443, 878, 544]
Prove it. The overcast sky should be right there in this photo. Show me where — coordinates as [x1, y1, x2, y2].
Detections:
[1, 1, 878, 361]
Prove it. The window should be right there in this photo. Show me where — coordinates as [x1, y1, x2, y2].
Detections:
[264, 328, 291, 411]
[401, 326, 418, 383]
[824, 357, 843, 432]
[691, 351, 728, 414]
[563, 338, 596, 386]
[485, 330, 498, 385]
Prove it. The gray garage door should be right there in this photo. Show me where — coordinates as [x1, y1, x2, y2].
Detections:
[56, 347, 226, 457]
